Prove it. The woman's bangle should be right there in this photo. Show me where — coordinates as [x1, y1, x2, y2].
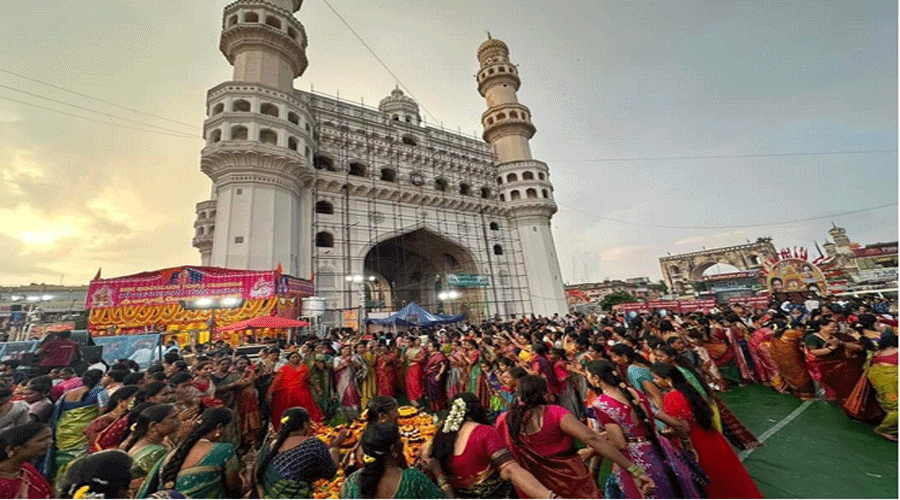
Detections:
[626, 463, 645, 477]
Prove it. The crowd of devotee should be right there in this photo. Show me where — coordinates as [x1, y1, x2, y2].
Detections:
[0, 293, 895, 499]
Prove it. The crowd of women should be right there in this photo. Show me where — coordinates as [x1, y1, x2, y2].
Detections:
[0, 293, 894, 498]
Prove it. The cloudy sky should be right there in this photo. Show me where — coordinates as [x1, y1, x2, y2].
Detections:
[0, 0, 896, 286]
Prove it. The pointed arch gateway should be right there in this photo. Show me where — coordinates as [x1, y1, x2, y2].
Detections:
[361, 227, 482, 318]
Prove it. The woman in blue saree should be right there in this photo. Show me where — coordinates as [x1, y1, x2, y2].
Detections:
[41, 369, 104, 487]
[253, 407, 346, 498]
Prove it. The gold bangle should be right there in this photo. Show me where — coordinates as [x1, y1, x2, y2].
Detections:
[626, 463, 645, 477]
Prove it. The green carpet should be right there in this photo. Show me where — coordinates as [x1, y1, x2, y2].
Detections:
[721, 385, 898, 498]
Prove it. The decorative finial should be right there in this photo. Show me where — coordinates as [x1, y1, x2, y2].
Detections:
[486, 30, 492, 40]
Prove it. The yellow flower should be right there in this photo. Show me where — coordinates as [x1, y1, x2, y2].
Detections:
[73, 485, 91, 500]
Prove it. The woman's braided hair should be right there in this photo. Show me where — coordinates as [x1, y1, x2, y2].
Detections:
[505, 375, 547, 446]
[587, 359, 684, 497]
[358, 423, 400, 498]
[651, 362, 713, 430]
[254, 407, 311, 487]
[159, 407, 232, 490]
[123, 403, 174, 451]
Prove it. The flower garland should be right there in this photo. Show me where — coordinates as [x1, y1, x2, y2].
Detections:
[442, 398, 467, 433]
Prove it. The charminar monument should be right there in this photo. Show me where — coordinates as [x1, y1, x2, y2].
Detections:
[191, 0, 567, 323]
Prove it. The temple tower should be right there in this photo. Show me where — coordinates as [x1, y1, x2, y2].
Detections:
[476, 37, 567, 316]
[193, 0, 314, 276]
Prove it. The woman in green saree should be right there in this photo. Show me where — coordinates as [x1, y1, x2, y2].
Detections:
[865, 332, 898, 441]
[253, 407, 347, 498]
[137, 407, 242, 499]
[341, 422, 449, 499]
[123, 404, 180, 497]
[41, 369, 104, 487]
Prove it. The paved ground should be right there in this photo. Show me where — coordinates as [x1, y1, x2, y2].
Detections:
[720, 385, 898, 498]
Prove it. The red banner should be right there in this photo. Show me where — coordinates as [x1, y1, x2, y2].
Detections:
[677, 299, 717, 313]
[86, 266, 284, 308]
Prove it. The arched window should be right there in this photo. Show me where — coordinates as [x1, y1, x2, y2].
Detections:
[259, 128, 277, 145]
[196, 227, 204, 236]
[498, 66, 506, 73]
[510, 190, 521, 200]
[496, 112, 506, 120]
[212, 103, 224, 115]
[487, 117, 494, 125]
[670, 265, 681, 275]
[459, 183, 472, 196]
[314, 155, 335, 171]
[243, 12, 259, 23]
[522, 171, 534, 180]
[349, 162, 366, 177]
[232, 99, 250, 112]
[380, 168, 396, 182]
[509, 111, 518, 118]
[538, 172, 545, 180]
[402, 135, 417, 146]
[315, 232, 334, 248]
[287, 136, 298, 151]
[208, 226, 215, 234]
[287, 112, 299, 125]
[199, 212, 206, 219]
[228, 15, 238, 27]
[315, 201, 334, 214]
[506, 173, 517, 183]
[542, 189, 549, 198]
[489, 221, 499, 231]
[209, 129, 222, 143]
[265, 16, 281, 29]
[480, 187, 491, 199]
[260, 102, 279, 117]
[210, 210, 216, 218]
[496, 176, 503, 184]
[435, 178, 448, 191]
[230, 125, 248, 140]
[526, 188, 537, 198]
[749, 255, 760, 266]
[499, 193, 505, 201]
[493, 244, 503, 255]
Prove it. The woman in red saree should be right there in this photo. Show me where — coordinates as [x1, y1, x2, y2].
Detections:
[496, 375, 655, 499]
[267, 351, 322, 430]
[651, 363, 762, 499]
[375, 343, 397, 397]
[403, 337, 426, 406]
[804, 318, 866, 404]
[0, 423, 53, 499]
[748, 322, 783, 389]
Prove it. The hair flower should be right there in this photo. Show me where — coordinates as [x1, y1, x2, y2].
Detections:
[281, 416, 290, 425]
[442, 398, 467, 433]
[362, 453, 377, 464]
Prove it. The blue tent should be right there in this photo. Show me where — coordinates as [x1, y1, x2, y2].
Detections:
[365, 302, 466, 327]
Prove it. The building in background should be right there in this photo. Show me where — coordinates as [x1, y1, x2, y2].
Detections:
[0, 285, 87, 341]
[191, 1, 567, 325]
[565, 277, 665, 304]
[822, 223, 897, 290]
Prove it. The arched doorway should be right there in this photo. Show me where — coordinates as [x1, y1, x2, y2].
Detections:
[363, 228, 482, 319]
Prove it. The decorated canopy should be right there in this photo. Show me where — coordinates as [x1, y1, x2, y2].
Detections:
[365, 302, 465, 327]
[86, 266, 313, 338]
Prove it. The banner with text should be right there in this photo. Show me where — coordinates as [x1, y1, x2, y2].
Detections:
[86, 267, 281, 308]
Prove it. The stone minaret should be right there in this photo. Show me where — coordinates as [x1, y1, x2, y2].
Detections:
[193, 0, 314, 276]
[477, 37, 567, 316]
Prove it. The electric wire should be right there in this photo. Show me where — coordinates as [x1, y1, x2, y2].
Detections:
[544, 149, 898, 163]
[0, 83, 201, 137]
[0, 68, 197, 129]
[555, 201, 898, 230]
[0, 95, 200, 139]
[319, 0, 441, 127]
